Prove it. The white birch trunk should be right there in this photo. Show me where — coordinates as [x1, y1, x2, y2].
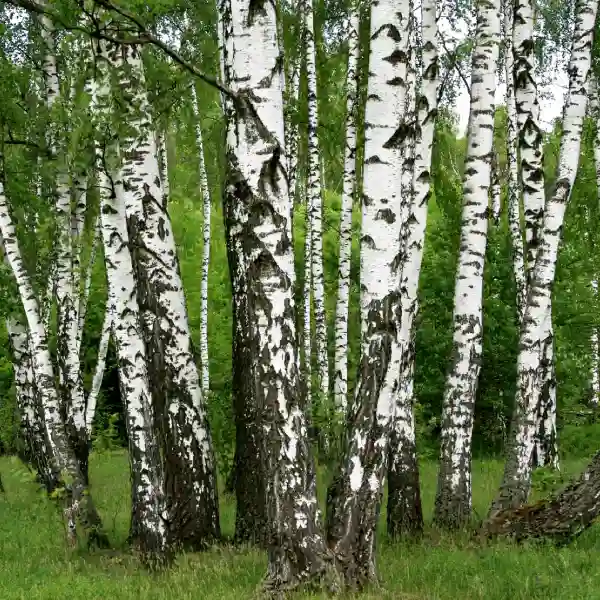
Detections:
[504, 1, 527, 322]
[39, 11, 89, 480]
[434, 0, 501, 529]
[222, 0, 333, 589]
[156, 129, 170, 206]
[96, 151, 169, 564]
[388, 0, 440, 538]
[491, 0, 598, 513]
[190, 83, 211, 396]
[332, 5, 360, 415]
[326, 0, 410, 585]
[304, 0, 330, 399]
[592, 84, 600, 406]
[110, 43, 220, 548]
[303, 202, 313, 405]
[0, 170, 104, 546]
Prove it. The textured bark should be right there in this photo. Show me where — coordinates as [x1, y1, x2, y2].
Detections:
[97, 160, 170, 566]
[190, 83, 212, 397]
[490, 0, 598, 515]
[388, 0, 440, 538]
[85, 305, 112, 437]
[39, 11, 90, 483]
[504, 2, 527, 323]
[481, 449, 600, 543]
[490, 152, 502, 224]
[304, 0, 330, 399]
[332, 6, 360, 415]
[511, 0, 558, 470]
[110, 42, 220, 549]
[434, 0, 501, 530]
[7, 316, 55, 490]
[591, 87, 600, 406]
[0, 169, 105, 547]
[221, 0, 334, 591]
[326, 0, 409, 586]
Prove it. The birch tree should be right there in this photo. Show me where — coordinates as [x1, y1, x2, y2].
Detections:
[220, 0, 334, 589]
[303, 0, 329, 399]
[434, 0, 501, 529]
[490, 0, 598, 514]
[110, 41, 220, 549]
[92, 51, 170, 558]
[326, 0, 410, 584]
[332, 3, 360, 415]
[387, 0, 440, 538]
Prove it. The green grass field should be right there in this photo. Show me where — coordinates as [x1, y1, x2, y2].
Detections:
[0, 451, 598, 599]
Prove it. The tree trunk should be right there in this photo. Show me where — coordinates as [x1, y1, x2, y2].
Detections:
[96, 157, 170, 567]
[304, 0, 330, 400]
[511, 0, 558, 470]
[481, 449, 600, 543]
[326, 0, 410, 586]
[434, 0, 501, 529]
[111, 42, 220, 549]
[490, 0, 598, 515]
[190, 83, 212, 397]
[388, 0, 440, 538]
[332, 5, 360, 416]
[221, 0, 335, 591]
[0, 165, 105, 548]
[504, 1, 527, 322]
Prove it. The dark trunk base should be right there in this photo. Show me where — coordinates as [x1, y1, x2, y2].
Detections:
[481, 450, 600, 543]
[387, 444, 423, 538]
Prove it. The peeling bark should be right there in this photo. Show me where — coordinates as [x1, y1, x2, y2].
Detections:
[490, 0, 598, 515]
[108, 41, 220, 549]
[221, 0, 334, 590]
[326, 0, 410, 586]
[434, 0, 501, 529]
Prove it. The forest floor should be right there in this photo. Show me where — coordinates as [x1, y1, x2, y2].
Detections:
[0, 450, 598, 600]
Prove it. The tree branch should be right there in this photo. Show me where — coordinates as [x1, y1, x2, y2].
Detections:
[5, 0, 235, 99]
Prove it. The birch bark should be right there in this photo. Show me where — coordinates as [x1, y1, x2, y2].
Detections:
[326, 0, 410, 585]
[388, 0, 440, 538]
[222, 0, 334, 589]
[110, 42, 220, 549]
[434, 0, 501, 529]
[304, 0, 330, 399]
[490, 0, 598, 513]
[332, 5, 360, 415]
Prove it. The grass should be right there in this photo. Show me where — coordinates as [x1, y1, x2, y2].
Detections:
[0, 451, 598, 599]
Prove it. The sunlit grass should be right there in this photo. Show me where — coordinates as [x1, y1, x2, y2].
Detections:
[0, 451, 597, 599]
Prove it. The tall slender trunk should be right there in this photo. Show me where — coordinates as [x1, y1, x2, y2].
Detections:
[388, 0, 440, 538]
[332, 5, 360, 415]
[39, 13, 90, 482]
[216, 0, 267, 545]
[504, 0, 527, 322]
[0, 164, 105, 547]
[304, 0, 329, 399]
[434, 0, 501, 529]
[96, 155, 170, 566]
[112, 42, 220, 549]
[222, 0, 334, 590]
[190, 83, 211, 396]
[511, 0, 558, 470]
[303, 202, 313, 407]
[490, 0, 598, 514]
[156, 129, 170, 207]
[326, 0, 410, 586]
[591, 83, 600, 406]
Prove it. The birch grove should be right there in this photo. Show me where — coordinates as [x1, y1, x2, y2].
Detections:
[2, 0, 600, 591]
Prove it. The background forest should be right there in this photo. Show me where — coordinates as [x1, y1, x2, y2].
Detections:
[1, 0, 600, 597]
